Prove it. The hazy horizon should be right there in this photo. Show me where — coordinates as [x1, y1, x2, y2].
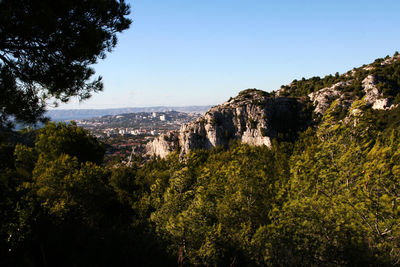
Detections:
[48, 104, 213, 111]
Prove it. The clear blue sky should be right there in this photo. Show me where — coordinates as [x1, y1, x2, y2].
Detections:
[57, 0, 400, 109]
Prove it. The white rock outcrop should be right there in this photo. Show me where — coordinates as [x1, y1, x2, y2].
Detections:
[372, 99, 392, 110]
[146, 55, 400, 158]
[362, 74, 393, 110]
[146, 90, 307, 158]
[146, 131, 179, 158]
[308, 81, 352, 115]
[362, 75, 380, 105]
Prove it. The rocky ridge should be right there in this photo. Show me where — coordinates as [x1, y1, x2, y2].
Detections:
[308, 80, 352, 115]
[146, 90, 308, 158]
[146, 54, 400, 158]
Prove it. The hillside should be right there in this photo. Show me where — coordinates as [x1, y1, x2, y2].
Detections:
[146, 90, 310, 158]
[147, 53, 400, 158]
[3, 53, 400, 266]
[139, 53, 400, 265]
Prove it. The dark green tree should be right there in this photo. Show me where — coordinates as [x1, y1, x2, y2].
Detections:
[0, 0, 131, 128]
[35, 121, 105, 164]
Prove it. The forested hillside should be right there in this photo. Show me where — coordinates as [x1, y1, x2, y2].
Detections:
[1, 53, 400, 266]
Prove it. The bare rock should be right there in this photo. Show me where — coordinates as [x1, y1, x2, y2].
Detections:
[308, 81, 352, 115]
[362, 75, 380, 105]
[146, 90, 307, 158]
[145, 131, 179, 158]
[362, 74, 393, 110]
[381, 54, 400, 66]
[372, 99, 392, 110]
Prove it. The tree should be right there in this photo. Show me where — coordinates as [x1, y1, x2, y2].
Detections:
[149, 143, 289, 266]
[4, 125, 175, 266]
[35, 122, 105, 164]
[0, 0, 131, 128]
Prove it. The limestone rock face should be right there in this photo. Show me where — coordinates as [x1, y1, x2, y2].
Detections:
[146, 55, 400, 158]
[145, 131, 179, 158]
[146, 90, 307, 158]
[372, 99, 392, 110]
[362, 75, 381, 105]
[362, 74, 394, 110]
[307, 72, 395, 115]
[308, 81, 352, 115]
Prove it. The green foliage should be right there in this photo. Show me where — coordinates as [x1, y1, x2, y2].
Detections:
[368, 105, 400, 132]
[373, 60, 400, 100]
[31, 155, 110, 217]
[262, 99, 400, 265]
[0, 123, 175, 266]
[35, 122, 105, 164]
[2, 53, 400, 265]
[278, 52, 400, 103]
[279, 74, 346, 97]
[2, 106, 400, 265]
[0, 0, 131, 127]
[149, 142, 291, 265]
[238, 88, 266, 100]
[140, 91, 400, 265]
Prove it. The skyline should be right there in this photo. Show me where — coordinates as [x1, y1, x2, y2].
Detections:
[55, 0, 400, 109]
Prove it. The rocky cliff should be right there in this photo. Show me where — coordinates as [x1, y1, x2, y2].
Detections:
[146, 54, 400, 158]
[146, 89, 309, 158]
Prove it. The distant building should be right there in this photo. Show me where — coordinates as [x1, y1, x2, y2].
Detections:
[160, 115, 166, 121]
[152, 112, 157, 118]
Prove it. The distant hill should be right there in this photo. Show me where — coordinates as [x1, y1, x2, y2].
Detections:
[45, 106, 212, 121]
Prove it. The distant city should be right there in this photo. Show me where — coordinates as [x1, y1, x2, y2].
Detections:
[76, 111, 201, 138]
[46, 105, 212, 121]
[73, 110, 204, 163]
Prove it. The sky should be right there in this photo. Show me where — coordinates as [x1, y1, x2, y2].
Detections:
[56, 0, 400, 109]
